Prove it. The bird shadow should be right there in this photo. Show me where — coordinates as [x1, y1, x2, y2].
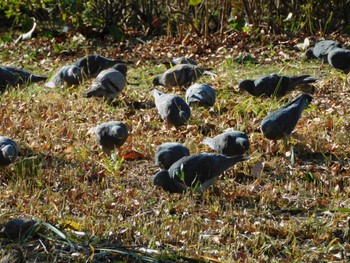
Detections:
[294, 145, 347, 165]
[110, 98, 155, 110]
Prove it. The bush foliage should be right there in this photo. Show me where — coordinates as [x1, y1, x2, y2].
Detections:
[0, 1, 349, 39]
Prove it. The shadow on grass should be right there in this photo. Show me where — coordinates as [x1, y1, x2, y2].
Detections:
[295, 145, 348, 165]
[0, 222, 206, 263]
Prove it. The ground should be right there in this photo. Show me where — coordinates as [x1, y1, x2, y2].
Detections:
[0, 32, 350, 262]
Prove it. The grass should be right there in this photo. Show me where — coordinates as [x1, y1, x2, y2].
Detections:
[0, 36, 350, 262]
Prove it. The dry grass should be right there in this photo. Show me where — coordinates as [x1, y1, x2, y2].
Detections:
[1, 37, 350, 262]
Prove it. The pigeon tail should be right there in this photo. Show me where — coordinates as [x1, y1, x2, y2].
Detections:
[236, 137, 250, 153]
[28, 74, 47, 83]
[203, 137, 221, 151]
[45, 80, 59, 88]
[82, 91, 92, 98]
[151, 89, 163, 99]
[202, 70, 217, 77]
[301, 76, 318, 84]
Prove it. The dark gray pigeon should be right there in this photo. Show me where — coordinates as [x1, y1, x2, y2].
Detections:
[261, 93, 312, 163]
[203, 130, 249, 156]
[261, 94, 312, 141]
[0, 67, 21, 89]
[153, 64, 216, 89]
[162, 57, 198, 69]
[153, 153, 249, 193]
[45, 65, 82, 88]
[0, 218, 37, 241]
[82, 64, 127, 99]
[239, 74, 317, 98]
[185, 83, 216, 107]
[74, 55, 125, 78]
[306, 40, 342, 62]
[0, 66, 46, 89]
[95, 121, 128, 156]
[0, 136, 18, 166]
[327, 47, 350, 74]
[155, 142, 190, 170]
[2, 66, 46, 83]
[152, 89, 191, 128]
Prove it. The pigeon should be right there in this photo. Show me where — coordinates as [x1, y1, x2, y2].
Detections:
[74, 55, 125, 78]
[153, 64, 215, 89]
[0, 136, 18, 166]
[82, 64, 127, 99]
[203, 130, 249, 156]
[2, 66, 46, 83]
[305, 40, 342, 62]
[327, 47, 350, 74]
[261, 94, 312, 140]
[239, 74, 317, 98]
[152, 89, 191, 128]
[261, 94, 312, 163]
[155, 142, 190, 170]
[0, 67, 21, 89]
[185, 83, 216, 107]
[95, 121, 128, 156]
[153, 154, 249, 193]
[162, 57, 198, 69]
[45, 65, 82, 88]
[0, 66, 46, 89]
[0, 218, 37, 241]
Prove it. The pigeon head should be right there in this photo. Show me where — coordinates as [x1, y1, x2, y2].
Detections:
[299, 93, 313, 108]
[112, 64, 127, 77]
[304, 94, 312, 104]
[152, 75, 161, 86]
[155, 151, 171, 168]
[2, 145, 17, 162]
[154, 170, 171, 187]
[161, 60, 172, 69]
[111, 125, 128, 140]
[236, 137, 250, 153]
[65, 66, 82, 84]
[238, 80, 255, 93]
[305, 48, 315, 59]
[179, 110, 190, 124]
[153, 170, 186, 193]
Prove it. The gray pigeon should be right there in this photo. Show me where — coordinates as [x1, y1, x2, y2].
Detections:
[0, 66, 46, 89]
[162, 57, 198, 69]
[153, 64, 215, 89]
[261, 94, 312, 141]
[239, 74, 317, 98]
[45, 65, 82, 88]
[0, 136, 18, 166]
[185, 83, 216, 107]
[152, 89, 191, 128]
[327, 47, 350, 74]
[82, 64, 127, 99]
[203, 130, 249, 156]
[155, 142, 190, 170]
[306, 40, 342, 62]
[74, 55, 125, 78]
[154, 153, 249, 193]
[95, 121, 128, 156]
